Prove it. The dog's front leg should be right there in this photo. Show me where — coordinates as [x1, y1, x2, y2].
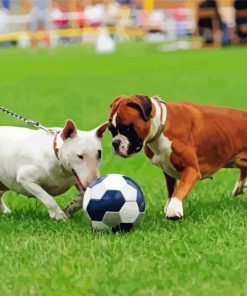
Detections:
[163, 172, 177, 213]
[17, 165, 67, 221]
[166, 167, 201, 220]
[64, 191, 84, 217]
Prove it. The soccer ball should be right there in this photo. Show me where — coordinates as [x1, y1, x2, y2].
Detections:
[83, 174, 145, 232]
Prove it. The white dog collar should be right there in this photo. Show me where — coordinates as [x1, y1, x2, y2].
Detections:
[146, 97, 167, 144]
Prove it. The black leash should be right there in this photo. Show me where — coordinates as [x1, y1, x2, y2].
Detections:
[0, 106, 55, 133]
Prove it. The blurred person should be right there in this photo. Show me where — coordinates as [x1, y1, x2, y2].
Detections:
[30, 0, 51, 47]
[51, 1, 69, 30]
[58, 1, 69, 29]
[140, 8, 167, 43]
[234, 0, 247, 41]
[197, 0, 223, 45]
[51, 1, 71, 44]
[51, 3, 63, 29]
[104, 0, 120, 26]
[130, 0, 142, 26]
[169, 7, 189, 37]
[2, 0, 10, 10]
[132, 0, 142, 8]
[118, 2, 131, 26]
[0, 3, 8, 34]
[0, 2, 10, 47]
[104, 0, 120, 41]
[76, 2, 86, 28]
[50, 1, 69, 45]
[117, 0, 132, 4]
[85, 2, 105, 28]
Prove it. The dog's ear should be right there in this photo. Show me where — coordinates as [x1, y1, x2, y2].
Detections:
[109, 96, 125, 122]
[110, 96, 127, 110]
[127, 95, 152, 122]
[62, 120, 77, 141]
[95, 122, 108, 138]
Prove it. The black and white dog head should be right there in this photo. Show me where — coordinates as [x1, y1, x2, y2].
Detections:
[108, 95, 153, 158]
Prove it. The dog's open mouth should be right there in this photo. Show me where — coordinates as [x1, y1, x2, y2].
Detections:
[71, 169, 86, 191]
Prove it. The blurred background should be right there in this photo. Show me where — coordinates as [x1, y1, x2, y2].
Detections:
[0, 0, 247, 49]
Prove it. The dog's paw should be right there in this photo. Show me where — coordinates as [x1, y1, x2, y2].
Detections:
[163, 198, 171, 214]
[166, 198, 183, 220]
[49, 209, 67, 221]
[1, 207, 12, 215]
[232, 181, 245, 197]
[64, 196, 83, 217]
[0, 203, 12, 214]
[3, 208, 12, 214]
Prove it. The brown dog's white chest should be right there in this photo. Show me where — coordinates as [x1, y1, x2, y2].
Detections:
[147, 134, 181, 180]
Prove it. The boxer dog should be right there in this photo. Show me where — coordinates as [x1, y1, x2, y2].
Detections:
[0, 120, 108, 220]
[108, 95, 247, 220]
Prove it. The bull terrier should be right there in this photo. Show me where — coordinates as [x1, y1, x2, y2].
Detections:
[0, 120, 108, 220]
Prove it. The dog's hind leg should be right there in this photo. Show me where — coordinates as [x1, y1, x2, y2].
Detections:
[0, 182, 11, 214]
[232, 151, 247, 196]
[232, 168, 247, 196]
[0, 191, 11, 214]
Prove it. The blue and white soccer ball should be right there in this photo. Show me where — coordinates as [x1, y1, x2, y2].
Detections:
[83, 174, 145, 232]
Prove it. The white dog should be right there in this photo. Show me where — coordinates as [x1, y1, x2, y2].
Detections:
[0, 120, 108, 220]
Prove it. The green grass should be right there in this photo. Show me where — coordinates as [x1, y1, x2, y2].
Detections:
[0, 43, 247, 296]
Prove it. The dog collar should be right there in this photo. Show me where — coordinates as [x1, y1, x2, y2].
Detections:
[53, 132, 60, 160]
[146, 97, 167, 144]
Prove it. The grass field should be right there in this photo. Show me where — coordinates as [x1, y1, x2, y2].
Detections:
[0, 43, 247, 296]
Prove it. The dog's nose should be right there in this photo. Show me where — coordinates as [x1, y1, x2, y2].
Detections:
[112, 140, 121, 152]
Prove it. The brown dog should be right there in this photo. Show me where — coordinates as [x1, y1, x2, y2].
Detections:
[108, 95, 247, 219]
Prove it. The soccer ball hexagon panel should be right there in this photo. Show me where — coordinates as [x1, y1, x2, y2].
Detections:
[83, 174, 145, 231]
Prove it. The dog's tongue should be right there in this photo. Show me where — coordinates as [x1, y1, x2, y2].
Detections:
[72, 169, 86, 191]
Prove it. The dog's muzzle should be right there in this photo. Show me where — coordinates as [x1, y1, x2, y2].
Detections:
[112, 141, 143, 157]
[128, 143, 143, 155]
[72, 169, 86, 191]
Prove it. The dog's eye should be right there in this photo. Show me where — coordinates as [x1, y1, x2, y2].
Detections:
[97, 150, 102, 160]
[77, 154, 84, 160]
[118, 125, 132, 135]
